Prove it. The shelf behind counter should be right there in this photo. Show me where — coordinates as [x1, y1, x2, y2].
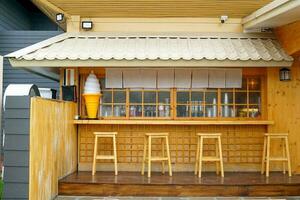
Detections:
[74, 119, 274, 125]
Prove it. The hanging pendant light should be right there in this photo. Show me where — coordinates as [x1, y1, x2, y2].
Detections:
[279, 68, 291, 81]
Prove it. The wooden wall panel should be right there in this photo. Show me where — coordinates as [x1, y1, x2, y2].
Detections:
[29, 98, 77, 200]
[78, 124, 267, 171]
[275, 20, 300, 56]
[267, 59, 300, 173]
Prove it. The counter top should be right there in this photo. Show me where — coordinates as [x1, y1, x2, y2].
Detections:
[74, 119, 274, 125]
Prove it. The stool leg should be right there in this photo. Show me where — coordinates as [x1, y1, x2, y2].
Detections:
[266, 136, 270, 177]
[218, 136, 224, 177]
[161, 138, 165, 174]
[92, 136, 98, 176]
[141, 136, 147, 175]
[113, 135, 118, 176]
[215, 138, 219, 175]
[148, 136, 152, 178]
[261, 136, 267, 174]
[165, 136, 172, 176]
[198, 137, 203, 178]
[282, 138, 286, 174]
[194, 136, 200, 175]
[285, 137, 292, 177]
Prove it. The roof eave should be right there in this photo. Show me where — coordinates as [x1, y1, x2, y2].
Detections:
[8, 58, 293, 68]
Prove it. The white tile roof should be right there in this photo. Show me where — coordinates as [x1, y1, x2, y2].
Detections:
[6, 32, 293, 64]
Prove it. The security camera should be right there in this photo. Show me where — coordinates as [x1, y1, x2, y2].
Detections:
[220, 15, 228, 24]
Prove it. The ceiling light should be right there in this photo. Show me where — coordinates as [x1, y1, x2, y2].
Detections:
[56, 13, 64, 22]
[82, 21, 93, 30]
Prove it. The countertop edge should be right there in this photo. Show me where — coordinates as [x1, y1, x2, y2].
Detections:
[73, 120, 274, 125]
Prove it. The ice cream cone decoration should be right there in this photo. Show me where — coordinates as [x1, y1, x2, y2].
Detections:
[83, 71, 101, 119]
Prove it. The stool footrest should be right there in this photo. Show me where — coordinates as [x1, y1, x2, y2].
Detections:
[148, 157, 168, 161]
[268, 157, 288, 161]
[202, 157, 220, 161]
[96, 155, 115, 160]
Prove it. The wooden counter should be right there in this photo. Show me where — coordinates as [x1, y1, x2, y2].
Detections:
[74, 119, 274, 125]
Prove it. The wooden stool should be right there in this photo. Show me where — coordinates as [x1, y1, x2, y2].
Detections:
[141, 133, 172, 178]
[195, 133, 224, 178]
[92, 132, 118, 176]
[261, 133, 291, 177]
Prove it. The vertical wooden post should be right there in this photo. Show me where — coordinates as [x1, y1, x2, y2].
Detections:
[166, 136, 172, 176]
[194, 136, 199, 175]
[92, 136, 98, 175]
[261, 135, 267, 174]
[266, 136, 270, 177]
[141, 136, 147, 175]
[148, 136, 152, 178]
[198, 137, 203, 178]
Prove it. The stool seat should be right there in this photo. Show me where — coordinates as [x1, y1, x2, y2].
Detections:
[94, 132, 118, 135]
[142, 133, 172, 178]
[195, 133, 224, 178]
[145, 133, 169, 136]
[261, 133, 291, 177]
[92, 132, 118, 176]
[197, 133, 221, 136]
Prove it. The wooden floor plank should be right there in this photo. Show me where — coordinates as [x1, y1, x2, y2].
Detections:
[58, 172, 300, 197]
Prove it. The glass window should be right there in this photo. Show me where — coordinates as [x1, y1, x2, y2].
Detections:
[102, 91, 112, 103]
[205, 91, 217, 104]
[130, 91, 142, 103]
[177, 91, 189, 104]
[114, 90, 126, 103]
[221, 91, 233, 104]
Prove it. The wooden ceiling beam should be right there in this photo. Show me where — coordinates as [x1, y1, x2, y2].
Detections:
[31, 0, 71, 31]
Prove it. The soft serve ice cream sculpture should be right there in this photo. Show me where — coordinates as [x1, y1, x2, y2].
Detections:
[83, 71, 101, 118]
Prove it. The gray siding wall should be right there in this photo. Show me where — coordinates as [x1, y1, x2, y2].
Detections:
[0, 31, 61, 91]
[3, 96, 31, 200]
[0, 0, 31, 31]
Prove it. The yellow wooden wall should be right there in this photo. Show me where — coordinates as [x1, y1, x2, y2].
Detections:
[29, 98, 77, 200]
[267, 59, 300, 173]
[79, 124, 267, 171]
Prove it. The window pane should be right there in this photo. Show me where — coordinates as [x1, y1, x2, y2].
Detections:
[235, 92, 247, 104]
[130, 91, 142, 103]
[101, 105, 112, 117]
[191, 104, 204, 117]
[144, 91, 156, 104]
[177, 105, 189, 117]
[144, 105, 156, 117]
[249, 105, 261, 118]
[191, 91, 204, 103]
[158, 91, 170, 104]
[249, 92, 261, 104]
[158, 104, 171, 117]
[102, 91, 112, 103]
[221, 92, 233, 104]
[248, 78, 261, 90]
[221, 105, 234, 117]
[177, 91, 189, 104]
[113, 105, 126, 117]
[205, 91, 217, 104]
[205, 105, 218, 117]
[236, 105, 248, 117]
[129, 105, 142, 117]
[114, 90, 126, 103]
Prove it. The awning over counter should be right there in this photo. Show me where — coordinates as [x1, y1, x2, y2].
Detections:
[6, 32, 293, 69]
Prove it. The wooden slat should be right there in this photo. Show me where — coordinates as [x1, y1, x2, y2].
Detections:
[45, 0, 273, 18]
[29, 97, 77, 200]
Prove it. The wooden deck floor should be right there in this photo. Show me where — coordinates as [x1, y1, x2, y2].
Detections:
[58, 172, 300, 197]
